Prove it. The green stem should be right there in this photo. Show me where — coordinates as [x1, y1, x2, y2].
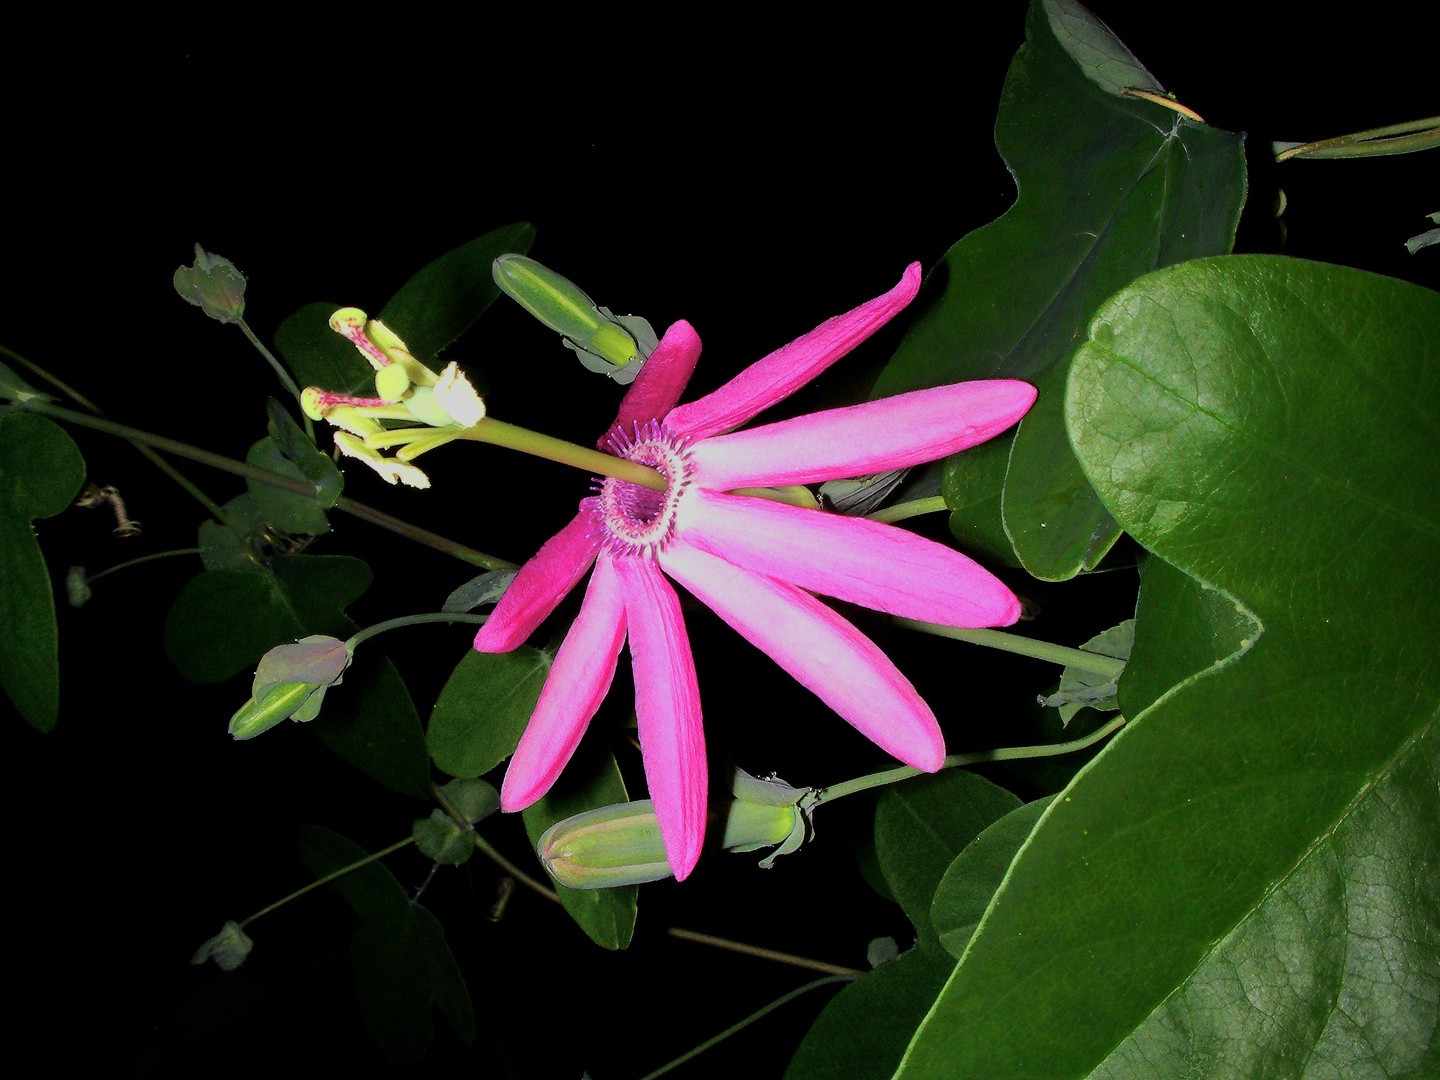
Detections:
[471, 834, 561, 905]
[456, 418, 668, 491]
[816, 715, 1128, 804]
[895, 618, 1128, 680]
[869, 495, 948, 524]
[84, 547, 201, 584]
[4, 347, 231, 525]
[634, 974, 858, 1080]
[237, 835, 415, 928]
[235, 316, 305, 403]
[667, 927, 862, 976]
[347, 611, 490, 650]
[1275, 115, 1440, 161]
[17, 399, 510, 568]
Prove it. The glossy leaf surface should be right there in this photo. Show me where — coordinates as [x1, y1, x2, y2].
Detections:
[893, 256, 1440, 1078]
[426, 647, 550, 779]
[872, 0, 1245, 579]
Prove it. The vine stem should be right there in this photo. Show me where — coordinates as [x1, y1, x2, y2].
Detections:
[15, 398, 511, 568]
[667, 928, 862, 977]
[632, 974, 859, 1080]
[82, 547, 201, 584]
[347, 611, 489, 650]
[455, 418, 668, 490]
[815, 715, 1128, 804]
[868, 495, 947, 524]
[895, 618, 1128, 680]
[237, 836, 415, 928]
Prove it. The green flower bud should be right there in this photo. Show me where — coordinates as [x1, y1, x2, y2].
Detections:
[191, 920, 254, 971]
[492, 254, 657, 384]
[65, 566, 91, 607]
[538, 783, 811, 889]
[174, 243, 247, 324]
[229, 635, 351, 740]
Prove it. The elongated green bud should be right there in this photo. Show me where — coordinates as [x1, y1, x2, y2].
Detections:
[537, 794, 806, 889]
[229, 635, 352, 739]
[492, 254, 656, 382]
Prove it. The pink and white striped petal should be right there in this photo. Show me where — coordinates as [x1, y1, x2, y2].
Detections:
[500, 557, 628, 811]
[678, 489, 1021, 628]
[600, 320, 703, 449]
[474, 505, 601, 652]
[665, 263, 923, 442]
[688, 380, 1038, 490]
[613, 556, 708, 881]
[660, 540, 945, 771]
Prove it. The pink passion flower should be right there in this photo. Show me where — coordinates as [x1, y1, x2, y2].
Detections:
[475, 263, 1037, 880]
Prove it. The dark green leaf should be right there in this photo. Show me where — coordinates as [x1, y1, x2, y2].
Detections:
[874, 770, 1020, 954]
[311, 654, 430, 800]
[198, 494, 266, 572]
[0, 414, 84, 731]
[266, 398, 342, 506]
[871, 0, 1245, 580]
[1041, 0, 1162, 96]
[245, 437, 330, 536]
[163, 555, 371, 683]
[784, 949, 954, 1080]
[894, 256, 1440, 1078]
[379, 222, 536, 362]
[522, 746, 638, 950]
[931, 796, 1056, 957]
[296, 825, 475, 1066]
[275, 300, 375, 397]
[426, 647, 550, 779]
[940, 433, 1022, 569]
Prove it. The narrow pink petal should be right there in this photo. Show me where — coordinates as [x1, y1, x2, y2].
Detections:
[474, 505, 600, 652]
[599, 320, 703, 449]
[677, 489, 1021, 628]
[501, 557, 627, 811]
[612, 556, 707, 881]
[665, 263, 923, 442]
[660, 540, 944, 771]
[689, 380, 1037, 490]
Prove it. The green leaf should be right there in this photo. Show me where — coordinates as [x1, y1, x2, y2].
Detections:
[266, 398, 342, 506]
[413, 779, 501, 864]
[931, 795, 1056, 957]
[893, 255, 1440, 1078]
[197, 494, 266, 572]
[245, 437, 330, 536]
[311, 654, 431, 800]
[275, 300, 375, 397]
[1045, 620, 1130, 725]
[296, 825, 475, 1066]
[783, 949, 954, 1080]
[1041, 0, 1162, 97]
[871, 0, 1245, 580]
[522, 746, 638, 950]
[0, 414, 84, 731]
[163, 555, 371, 683]
[874, 770, 1020, 955]
[378, 222, 536, 362]
[426, 647, 550, 779]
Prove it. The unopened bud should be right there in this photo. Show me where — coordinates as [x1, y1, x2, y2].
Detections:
[492, 254, 656, 383]
[174, 244, 247, 324]
[229, 635, 351, 739]
[191, 920, 254, 971]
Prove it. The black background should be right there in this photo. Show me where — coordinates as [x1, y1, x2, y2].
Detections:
[6, 5, 1434, 1077]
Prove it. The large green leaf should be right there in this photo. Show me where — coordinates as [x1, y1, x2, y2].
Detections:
[871, 0, 1245, 580]
[0, 413, 84, 731]
[296, 825, 475, 1066]
[783, 949, 955, 1080]
[874, 770, 1020, 956]
[892, 256, 1440, 1078]
[522, 745, 638, 950]
[378, 221, 535, 362]
[426, 647, 550, 779]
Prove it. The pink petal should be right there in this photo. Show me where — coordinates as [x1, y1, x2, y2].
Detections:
[474, 506, 600, 652]
[677, 489, 1021, 628]
[689, 380, 1038, 490]
[665, 263, 923, 442]
[660, 540, 944, 771]
[500, 557, 628, 811]
[599, 320, 703, 449]
[613, 555, 707, 881]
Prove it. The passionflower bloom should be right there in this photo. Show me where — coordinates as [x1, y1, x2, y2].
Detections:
[475, 264, 1036, 880]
